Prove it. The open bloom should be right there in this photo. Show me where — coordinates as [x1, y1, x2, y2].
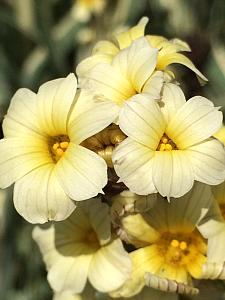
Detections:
[113, 83, 225, 198]
[33, 199, 131, 294]
[110, 183, 225, 298]
[77, 37, 164, 120]
[0, 74, 118, 223]
[77, 17, 207, 83]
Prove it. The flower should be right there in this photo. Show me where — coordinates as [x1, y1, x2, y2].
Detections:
[33, 199, 131, 294]
[110, 183, 225, 298]
[72, 0, 106, 22]
[77, 17, 207, 83]
[113, 83, 225, 198]
[77, 37, 165, 120]
[0, 74, 118, 223]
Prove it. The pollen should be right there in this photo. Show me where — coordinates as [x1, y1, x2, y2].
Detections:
[49, 135, 70, 163]
[157, 134, 177, 151]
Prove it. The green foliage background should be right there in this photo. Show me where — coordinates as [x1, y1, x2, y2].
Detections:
[0, 0, 224, 299]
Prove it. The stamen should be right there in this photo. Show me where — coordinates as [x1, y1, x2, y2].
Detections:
[171, 239, 179, 248]
[157, 134, 177, 151]
[49, 135, 70, 163]
[180, 241, 187, 250]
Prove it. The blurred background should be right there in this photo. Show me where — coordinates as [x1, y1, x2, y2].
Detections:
[0, 0, 225, 299]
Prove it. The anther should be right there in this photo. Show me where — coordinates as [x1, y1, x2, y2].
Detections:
[53, 143, 59, 150]
[60, 141, 69, 149]
[56, 148, 64, 157]
[165, 144, 173, 151]
[171, 239, 179, 248]
[180, 241, 187, 250]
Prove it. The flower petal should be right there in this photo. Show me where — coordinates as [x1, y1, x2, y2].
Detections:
[68, 93, 119, 144]
[112, 37, 158, 93]
[14, 164, 76, 224]
[93, 40, 119, 56]
[156, 52, 208, 83]
[0, 137, 52, 188]
[79, 62, 135, 106]
[48, 255, 91, 294]
[152, 150, 194, 198]
[55, 144, 107, 200]
[186, 138, 225, 185]
[167, 96, 223, 149]
[37, 74, 77, 136]
[113, 138, 156, 195]
[88, 239, 131, 292]
[142, 70, 164, 100]
[114, 17, 149, 49]
[2, 88, 42, 138]
[119, 94, 166, 149]
[159, 83, 186, 123]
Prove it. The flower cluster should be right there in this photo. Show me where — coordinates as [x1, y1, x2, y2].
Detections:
[1, 17, 225, 299]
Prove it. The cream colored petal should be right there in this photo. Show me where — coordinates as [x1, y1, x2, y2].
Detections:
[113, 138, 156, 195]
[37, 74, 77, 136]
[159, 83, 186, 123]
[88, 239, 131, 292]
[167, 96, 223, 149]
[53, 291, 81, 300]
[89, 200, 111, 245]
[119, 94, 166, 149]
[147, 35, 168, 48]
[114, 17, 149, 49]
[152, 150, 194, 198]
[48, 255, 92, 294]
[111, 245, 163, 298]
[112, 37, 158, 93]
[2, 88, 43, 138]
[76, 54, 113, 79]
[32, 225, 61, 270]
[142, 70, 164, 100]
[68, 96, 119, 144]
[0, 137, 52, 188]
[186, 138, 225, 185]
[79, 63, 135, 106]
[92, 40, 119, 56]
[145, 183, 213, 232]
[156, 52, 208, 83]
[55, 144, 107, 200]
[14, 165, 76, 224]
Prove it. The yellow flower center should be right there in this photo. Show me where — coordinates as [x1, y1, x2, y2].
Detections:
[157, 134, 177, 151]
[49, 135, 70, 163]
[156, 231, 206, 280]
[81, 124, 126, 167]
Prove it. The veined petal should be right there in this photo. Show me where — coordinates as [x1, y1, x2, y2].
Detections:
[111, 245, 163, 298]
[114, 17, 149, 49]
[167, 96, 223, 149]
[156, 52, 208, 83]
[79, 63, 135, 106]
[186, 138, 225, 185]
[160, 83, 186, 123]
[76, 54, 113, 79]
[113, 138, 156, 195]
[2, 88, 42, 138]
[142, 70, 164, 100]
[14, 165, 76, 224]
[152, 150, 194, 198]
[55, 144, 107, 200]
[88, 239, 131, 292]
[37, 74, 77, 136]
[68, 94, 119, 144]
[0, 137, 52, 188]
[112, 37, 158, 93]
[48, 255, 92, 294]
[119, 94, 166, 149]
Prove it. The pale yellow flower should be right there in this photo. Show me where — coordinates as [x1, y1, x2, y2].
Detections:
[0, 74, 118, 223]
[77, 17, 207, 83]
[110, 183, 225, 298]
[33, 199, 131, 294]
[214, 125, 225, 146]
[113, 83, 225, 198]
[77, 37, 164, 120]
[72, 0, 106, 22]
